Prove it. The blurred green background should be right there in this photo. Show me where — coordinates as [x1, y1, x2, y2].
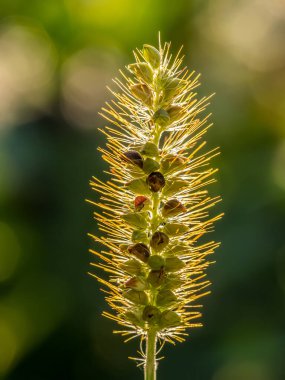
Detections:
[0, 0, 285, 379]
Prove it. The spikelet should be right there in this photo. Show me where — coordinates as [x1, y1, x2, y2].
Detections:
[89, 39, 223, 373]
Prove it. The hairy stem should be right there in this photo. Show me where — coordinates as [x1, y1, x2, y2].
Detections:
[144, 328, 157, 380]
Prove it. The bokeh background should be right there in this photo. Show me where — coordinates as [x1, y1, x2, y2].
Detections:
[0, 0, 285, 379]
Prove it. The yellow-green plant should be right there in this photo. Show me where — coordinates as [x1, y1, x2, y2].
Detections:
[89, 39, 222, 380]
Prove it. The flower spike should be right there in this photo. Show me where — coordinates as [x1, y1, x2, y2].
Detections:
[89, 39, 223, 380]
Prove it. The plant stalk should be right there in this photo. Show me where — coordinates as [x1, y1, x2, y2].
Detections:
[145, 64, 161, 380]
[144, 328, 157, 380]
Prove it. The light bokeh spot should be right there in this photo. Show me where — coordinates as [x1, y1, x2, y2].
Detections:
[0, 20, 57, 129]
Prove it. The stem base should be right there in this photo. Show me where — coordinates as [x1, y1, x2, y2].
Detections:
[144, 329, 157, 380]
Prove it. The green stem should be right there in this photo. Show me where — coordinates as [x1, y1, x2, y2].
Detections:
[144, 66, 162, 380]
[144, 329, 157, 380]
[151, 192, 160, 233]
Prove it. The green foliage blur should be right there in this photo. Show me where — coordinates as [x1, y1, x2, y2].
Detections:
[0, 0, 284, 379]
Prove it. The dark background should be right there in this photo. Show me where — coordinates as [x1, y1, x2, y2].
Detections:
[0, 0, 285, 379]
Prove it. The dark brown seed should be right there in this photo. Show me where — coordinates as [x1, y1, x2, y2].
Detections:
[162, 199, 187, 217]
[150, 231, 169, 252]
[146, 171, 165, 192]
[147, 268, 166, 287]
[128, 243, 150, 263]
[122, 150, 144, 168]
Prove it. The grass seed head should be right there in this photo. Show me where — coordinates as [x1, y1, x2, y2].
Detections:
[89, 38, 223, 359]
